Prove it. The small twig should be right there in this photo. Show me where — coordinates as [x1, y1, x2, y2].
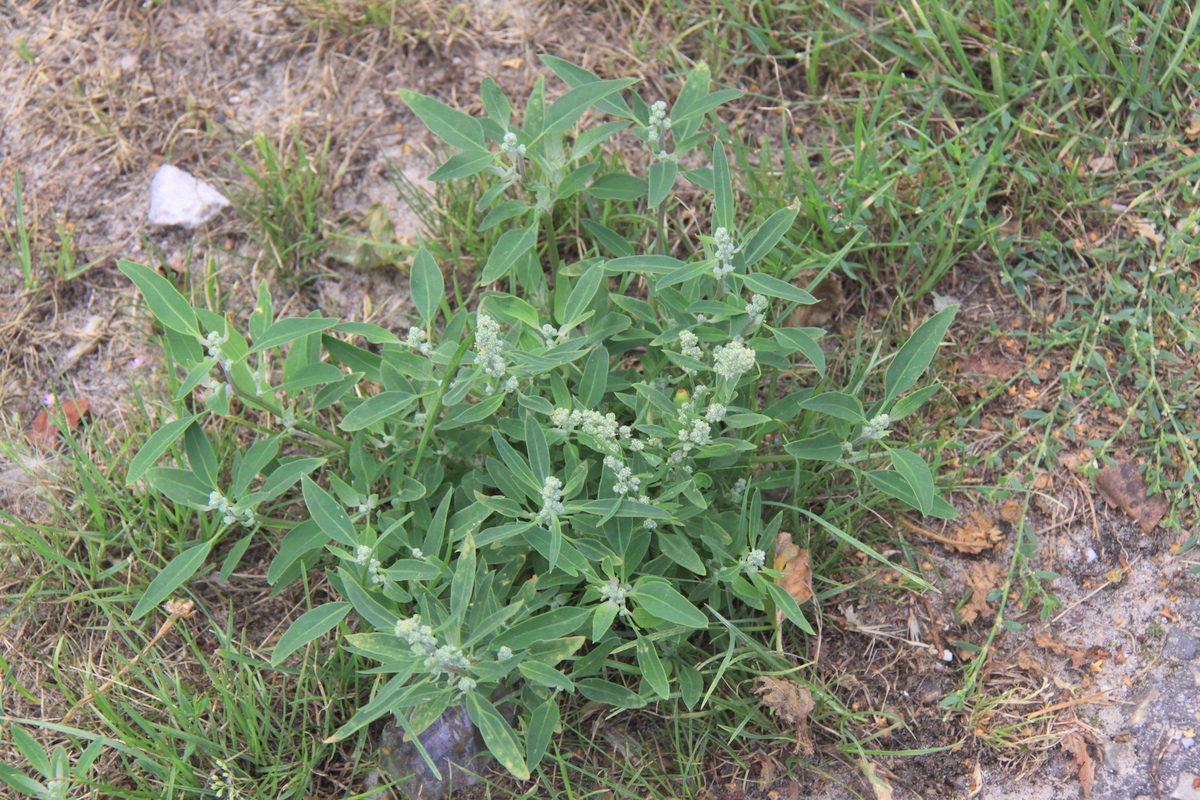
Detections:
[1023, 688, 1115, 720]
[60, 600, 195, 724]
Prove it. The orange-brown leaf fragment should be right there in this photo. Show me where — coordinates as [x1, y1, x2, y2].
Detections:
[1095, 461, 1169, 533]
[1061, 728, 1095, 798]
[752, 676, 815, 755]
[1125, 220, 1164, 245]
[26, 399, 90, 450]
[773, 532, 813, 628]
[786, 271, 845, 328]
[1186, 113, 1200, 140]
[860, 760, 894, 800]
[959, 562, 1001, 624]
[951, 511, 1003, 554]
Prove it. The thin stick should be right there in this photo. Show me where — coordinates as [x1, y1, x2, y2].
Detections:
[60, 600, 195, 724]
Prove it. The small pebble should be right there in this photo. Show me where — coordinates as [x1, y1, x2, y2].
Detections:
[1183, 738, 1195, 749]
[1085, 548, 1098, 563]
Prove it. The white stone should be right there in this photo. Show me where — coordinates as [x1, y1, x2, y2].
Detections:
[147, 164, 229, 228]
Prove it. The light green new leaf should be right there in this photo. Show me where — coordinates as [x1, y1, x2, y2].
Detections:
[884, 305, 959, 404]
[465, 691, 530, 780]
[270, 602, 351, 666]
[398, 89, 484, 151]
[126, 414, 199, 485]
[411, 247, 444, 323]
[118, 259, 199, 336]
[131, 539, 213, 619]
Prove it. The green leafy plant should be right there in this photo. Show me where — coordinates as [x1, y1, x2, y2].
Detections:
[118, 58, 957, 779]
[0, 726, 104, 800]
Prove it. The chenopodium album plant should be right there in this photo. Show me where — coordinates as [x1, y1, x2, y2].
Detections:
[118, 56, 958, 779]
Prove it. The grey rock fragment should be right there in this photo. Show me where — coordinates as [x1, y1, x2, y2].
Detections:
[376, 708, 492, 800]
[1165, 633, 1200, 662]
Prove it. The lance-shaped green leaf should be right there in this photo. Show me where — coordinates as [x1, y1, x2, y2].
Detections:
[480, 225, 537, 285]
[411, 247, 444, 322]
[538, 55, 632, 118]
[543, 79, 637, 134]
[249, 317, 339, 354]
[741, 272, 816, 304]
[465, 691, 530, 780]
[126, 414, 200, 485]
[743, 206, 798, 267]
[339, 392, 417, 431]
[632, 579, 707, 628]
[398, 89, 485, 152]
[884, 305, 959, 404]
[118, 259, 199, 336]
[301, 475, 358, 547]
[270, 602, 351, 666]
[131, 540, 213, 619]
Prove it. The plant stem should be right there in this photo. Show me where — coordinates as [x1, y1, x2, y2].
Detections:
[410, 334, 474, 478]
[543, 211, 561, 275]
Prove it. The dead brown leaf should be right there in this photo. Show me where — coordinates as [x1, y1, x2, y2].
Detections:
[1095, 461, 1169, 533]
[1186, 113, 1200, 140]
[752, 676, 815, 755]
[1061, 728, 1095, 798]
[998, 500, 1023, 523]
[773, 532, 813, 628]
[26, 399, 90, 450]
[786, 270, 845, 328]
[860, 760, 894, 800]
[951, 512, 1004, 554]
[898, 513, 1003, 554]
[1059, 449, 1093, 470]
[1124, 220, 1164, 245]
[1087, 155, 1116, 174]
[959, 562, 1001, 624]
[957, 353, 1021, 385]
